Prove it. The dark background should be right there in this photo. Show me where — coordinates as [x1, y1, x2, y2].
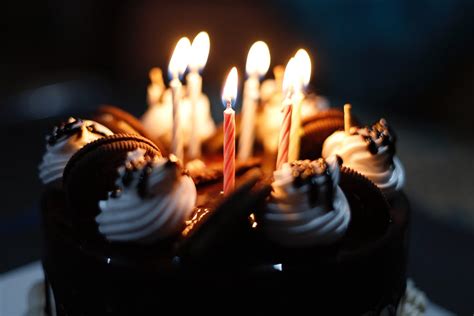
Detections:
[1, 0, 473, 314]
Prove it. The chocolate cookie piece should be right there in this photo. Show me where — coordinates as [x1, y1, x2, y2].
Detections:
[300, 109, 345, 160]
[94, 105, 168, 155]
[338, 166, 391, 243]
[63, 134, 161, 240]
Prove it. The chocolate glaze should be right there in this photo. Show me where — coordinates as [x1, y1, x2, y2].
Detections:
[354, 118, 396, 156]
[289, 159, 334, 209]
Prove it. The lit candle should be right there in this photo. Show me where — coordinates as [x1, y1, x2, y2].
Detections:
[222, 67, 238, 195]
[276, 58, 297, 170]
[168, 37, 191, 161]
[288, 49, 312, 162]
[238, 41, 271, 161]
[187, 31, 210, 159]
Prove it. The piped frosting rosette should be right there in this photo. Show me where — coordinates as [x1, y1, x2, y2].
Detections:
[38, 118, 113, 184]
[96, 149, 197, 243]
[264, 157, 351, 247]
[322, 119, 405, 197]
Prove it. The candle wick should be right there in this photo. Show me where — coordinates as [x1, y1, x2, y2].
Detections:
[226, 100, 232, 109]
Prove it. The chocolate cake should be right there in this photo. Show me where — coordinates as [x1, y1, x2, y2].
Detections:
[39, 104, 413, 315]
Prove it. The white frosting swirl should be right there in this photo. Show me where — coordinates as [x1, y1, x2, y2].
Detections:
[38, 118, 112, 184]
[96, 149, 197, 243]
[264, 157, 351, 247]
[322, 130, 405, 196]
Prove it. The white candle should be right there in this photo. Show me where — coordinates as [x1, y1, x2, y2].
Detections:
[222, 67, 238, 195]
[187, 31, 210, 159]
[186, 72, 202, 156]
[168, 37, 191, 161]
[238, 41, 270, 161]
[288, 49, 312, 162]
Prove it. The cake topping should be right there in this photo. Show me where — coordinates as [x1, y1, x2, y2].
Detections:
[289, 159, 334, 209]
[38, 118, 113, 184]
[322, 118, 405, 197]
[46, 118, 110, 146]
[264, 156, 351, 247]
[355, 118, 396, 156]
[96, 149, 197, 243]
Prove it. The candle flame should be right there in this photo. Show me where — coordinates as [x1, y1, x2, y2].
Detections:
[222, 67, 238, 107]
[189, 31, 210, 71]
[245, 41, 271, 77]
[282, 58, 297, 96]
[168, 37, 191, 79]
[294, 48, 312, 88]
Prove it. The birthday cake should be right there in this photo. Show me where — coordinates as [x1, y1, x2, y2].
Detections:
[39, 35, 425, 315]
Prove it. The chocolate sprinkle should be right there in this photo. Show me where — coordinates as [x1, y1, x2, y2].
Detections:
[137, 162, 154, 198]
[117, 154, 186, 199]
[46, 118, 109, 146]
[354, 119, 396, 156]
[289, 159, 334, 209]
[47, 118, 83, 146]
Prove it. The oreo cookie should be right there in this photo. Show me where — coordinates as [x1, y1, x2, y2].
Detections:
[338, 166, 391, 244]
[94, 105, 167, 155]
[63, 134, 161, 241]
[300, 109, 345, 160]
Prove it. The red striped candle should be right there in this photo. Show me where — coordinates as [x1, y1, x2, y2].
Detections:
[223, 103, 235, 194]
[276, 99, 293, 170]
[222, 67, 238, 195]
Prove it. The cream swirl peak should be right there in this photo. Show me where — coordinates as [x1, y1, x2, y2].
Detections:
[96, 149, 197, 243]
[322, 119, 405, 196]
[264, 157, 351, 247]
[38, 118, 113, 184]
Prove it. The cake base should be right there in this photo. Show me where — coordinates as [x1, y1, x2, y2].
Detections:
[41, 185, 410, 315]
